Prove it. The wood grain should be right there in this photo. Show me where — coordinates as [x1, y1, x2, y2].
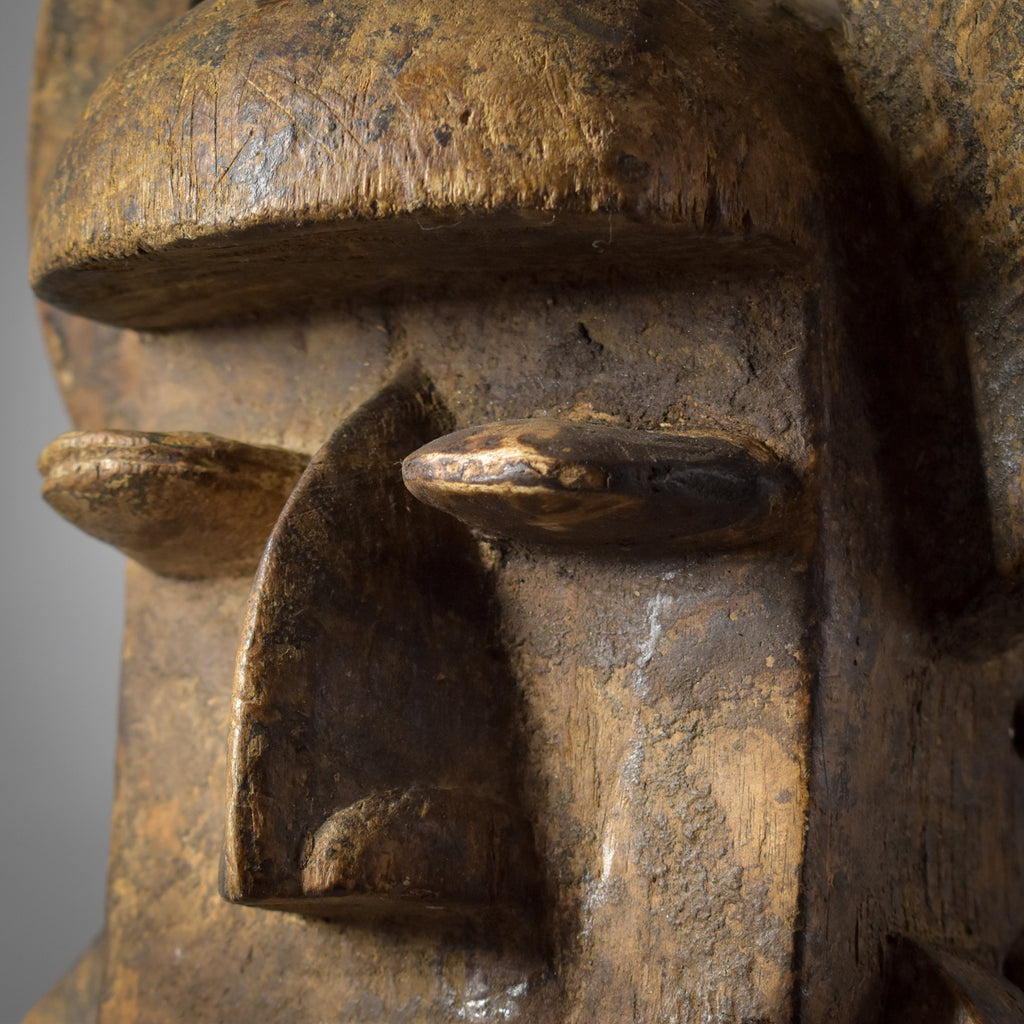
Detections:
[20, 0, 1024, 1019]
[28, 0, 831, 329]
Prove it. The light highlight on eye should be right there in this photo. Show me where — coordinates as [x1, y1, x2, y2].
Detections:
[403, 419, 800, 552]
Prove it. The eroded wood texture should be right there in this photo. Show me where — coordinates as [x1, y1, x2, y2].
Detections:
[29, 0, 187, 222]
[39, 281, 818, 1022]
[22, 0, 1024, 1021]
[101, 546, 811, 1022]
[100, 566, 555, 1022]
[28, 0, 844, 329]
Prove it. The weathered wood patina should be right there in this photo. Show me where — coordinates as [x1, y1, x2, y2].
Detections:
[23, 0, 1024, 1021]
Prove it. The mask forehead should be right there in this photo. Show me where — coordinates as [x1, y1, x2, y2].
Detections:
[117, 277, 810, 446]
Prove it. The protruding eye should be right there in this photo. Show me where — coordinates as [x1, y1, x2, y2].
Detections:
[38, 430, 308, 579]
[402, 419, 799, 551]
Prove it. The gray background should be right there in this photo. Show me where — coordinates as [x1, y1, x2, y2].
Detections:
[0, 1, 124, 1018]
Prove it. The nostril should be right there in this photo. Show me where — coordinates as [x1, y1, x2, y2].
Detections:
[301, 787, 538, 909]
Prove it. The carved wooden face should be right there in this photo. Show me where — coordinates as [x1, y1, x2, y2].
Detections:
[29, 0, 1024, 1021]
[212, 278, 815, 1024]
[37, 275, 819, 1020]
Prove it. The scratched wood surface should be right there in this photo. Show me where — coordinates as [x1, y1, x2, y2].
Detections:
[29, 0, 828, 329]
[24, 0, 1024, 1021]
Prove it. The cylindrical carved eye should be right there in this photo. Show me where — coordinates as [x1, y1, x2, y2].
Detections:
[38, 430, 308, 579]
[402, 419, 800, 551]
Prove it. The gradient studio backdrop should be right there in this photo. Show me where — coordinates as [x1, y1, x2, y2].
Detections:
[0, 1, 124, 1018]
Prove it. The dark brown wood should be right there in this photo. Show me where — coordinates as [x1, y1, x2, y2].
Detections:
[20, 0, 1024, 1020]
[833, 0, 1024, 583]
[885, 940, 1024, 1024]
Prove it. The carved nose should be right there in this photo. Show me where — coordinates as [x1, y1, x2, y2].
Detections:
[221, 370, 540, 923]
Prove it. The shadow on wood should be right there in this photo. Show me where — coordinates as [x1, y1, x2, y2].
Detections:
[222, 369, 541, 930]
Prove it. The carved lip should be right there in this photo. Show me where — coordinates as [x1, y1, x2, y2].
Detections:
[30, 0, 824, 329]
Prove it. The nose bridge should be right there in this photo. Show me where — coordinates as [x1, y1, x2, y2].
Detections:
[222, 370, 540, 921]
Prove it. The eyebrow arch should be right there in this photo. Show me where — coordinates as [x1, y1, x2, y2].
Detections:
[402, 418, 800, 553]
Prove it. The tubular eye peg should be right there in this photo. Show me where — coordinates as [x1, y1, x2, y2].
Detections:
[38, 430, 309, 579]
[402, 418, 800, 552]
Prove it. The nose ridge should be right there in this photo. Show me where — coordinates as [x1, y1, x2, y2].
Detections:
[222, 369, 540, 924]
